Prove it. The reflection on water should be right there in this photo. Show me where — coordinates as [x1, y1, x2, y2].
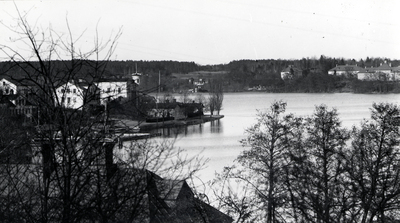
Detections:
[149, 119, 222, 138]
[210, 120, 222, 133]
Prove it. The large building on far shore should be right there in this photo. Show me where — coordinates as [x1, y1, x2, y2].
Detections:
[328, 64, 365, 78]
[357, 61, 400, 81]
[328, 61, 400, 81]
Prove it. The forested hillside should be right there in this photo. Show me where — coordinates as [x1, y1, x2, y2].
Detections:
[1, 56, 399, 94]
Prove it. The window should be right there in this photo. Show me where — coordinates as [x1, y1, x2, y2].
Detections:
[107, 88, 111, 93]
[118, 87, 121, 93]
[67, 97, 71, 104]
[73, 89, 76, 94]
[66, 88, 70, 93]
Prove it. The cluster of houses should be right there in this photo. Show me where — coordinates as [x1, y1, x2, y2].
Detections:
[0, 72, 206, 122]
[329, 61, 400, 81]
[0, 72, 141, 110]
[19, 137, 232, 222]
[281, 61, 400, 81]
[0, 71, 230, 221]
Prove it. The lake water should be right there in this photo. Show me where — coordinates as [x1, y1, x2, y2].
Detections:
[149, 93, 400, 190]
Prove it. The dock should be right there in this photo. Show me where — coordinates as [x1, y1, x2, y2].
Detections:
[138, 115, 224, 131]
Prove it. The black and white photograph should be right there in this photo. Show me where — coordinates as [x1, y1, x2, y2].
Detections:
[0, 0, 399, 222]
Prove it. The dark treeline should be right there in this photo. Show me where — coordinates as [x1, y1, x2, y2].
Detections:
[223, 56, 400, 92]
[2, 56, 400, 93]
[105, 60, 202, 75]
[0, 60, 201, 79]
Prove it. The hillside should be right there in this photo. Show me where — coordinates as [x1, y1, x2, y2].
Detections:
[2, 56, 400, 94]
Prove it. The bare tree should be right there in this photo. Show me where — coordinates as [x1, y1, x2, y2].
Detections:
[0, 8, 208, 223]
[300, 105, 350, 223]
[213, 101, 301, 222]
[208, 79, 223, 115]
[345, 103, 400, 223]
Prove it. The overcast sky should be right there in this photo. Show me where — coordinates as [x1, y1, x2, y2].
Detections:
[1, 0, 399, 65]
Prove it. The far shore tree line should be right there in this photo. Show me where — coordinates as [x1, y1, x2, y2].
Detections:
[2, 56, 400, 94]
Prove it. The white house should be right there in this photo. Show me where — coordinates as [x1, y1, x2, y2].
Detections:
[96, 79, 129, 104]
[328, 64, 365, 77]
[95, 73, 139, 105]
[0, 77, 37, 96]
[0, 78, 18, 95]
[357, 61, 400, 81]
[55, 81, 85, 109]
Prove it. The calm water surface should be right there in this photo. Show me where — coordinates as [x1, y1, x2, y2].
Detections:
[152, 93, 399, 187]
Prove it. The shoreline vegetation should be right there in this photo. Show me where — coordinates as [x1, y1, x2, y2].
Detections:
[111, 58, 400, 94]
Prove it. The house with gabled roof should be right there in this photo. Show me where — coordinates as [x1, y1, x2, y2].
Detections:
[357, 61, 400, 81]
[1, 136, 232, 223]
[55, 81, 86, 109]
[153, 176, 233, 223]
[328, 64, 365, 78]
[96, 75, 138, 105]
[54, 80, 101, 110]
[97, 77, 130, 104]
[0, 76, 38, 96]
[0, 78, 18, 95]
